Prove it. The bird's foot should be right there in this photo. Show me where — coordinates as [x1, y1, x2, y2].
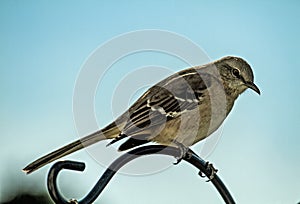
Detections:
[69, 199, 79, 204]
[198, 161, 218, 182]
[173, 142, 192, 165]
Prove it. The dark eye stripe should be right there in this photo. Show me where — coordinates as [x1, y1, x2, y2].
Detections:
[223, 64, 232, 70]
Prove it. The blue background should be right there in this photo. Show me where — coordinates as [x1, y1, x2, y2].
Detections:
[1, 1, 299, 203]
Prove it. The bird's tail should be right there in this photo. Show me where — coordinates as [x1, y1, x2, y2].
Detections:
[22, 122, 121, 174]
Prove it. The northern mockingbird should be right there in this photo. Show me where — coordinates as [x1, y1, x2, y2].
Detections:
[23, 56, 260, 174]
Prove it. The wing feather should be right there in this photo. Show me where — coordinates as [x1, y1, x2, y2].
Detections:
[121, 70, 212, 138]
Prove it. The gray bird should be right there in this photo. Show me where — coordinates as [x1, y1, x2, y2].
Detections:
[23, 56, 260, 174]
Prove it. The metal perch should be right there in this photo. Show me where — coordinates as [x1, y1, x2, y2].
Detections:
[47, 145, 235, 204]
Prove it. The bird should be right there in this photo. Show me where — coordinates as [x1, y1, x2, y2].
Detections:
[23, 56, 260, 174]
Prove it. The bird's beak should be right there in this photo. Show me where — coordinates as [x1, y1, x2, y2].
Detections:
[245, 81, 260, 95]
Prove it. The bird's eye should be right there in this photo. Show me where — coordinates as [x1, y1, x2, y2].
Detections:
[232, 68, 240, 78]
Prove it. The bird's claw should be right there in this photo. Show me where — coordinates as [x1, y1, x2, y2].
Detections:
[69, 199, 79, 204]
[173, 142, 192, 165]
[173, 157, 182, 165]
[198, 161, 218, 182]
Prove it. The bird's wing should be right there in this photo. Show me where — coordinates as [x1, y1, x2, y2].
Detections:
[122, 69, 212, 138]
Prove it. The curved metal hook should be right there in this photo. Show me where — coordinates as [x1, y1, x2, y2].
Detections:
[47, 160, 85, 204]
[47, 145, 235, 204]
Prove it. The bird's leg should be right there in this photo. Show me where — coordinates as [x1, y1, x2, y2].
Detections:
[171, 141, 218, 180]
[172, 141, 193, 165]
[198, 161, 218, 182]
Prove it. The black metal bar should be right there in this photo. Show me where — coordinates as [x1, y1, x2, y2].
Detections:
[187, 152, 235, 203]
[47, 145, 235, 204]
[47, 160, 85, 204]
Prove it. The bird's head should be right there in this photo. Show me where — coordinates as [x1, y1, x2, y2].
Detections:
[216, 56, 260, 97]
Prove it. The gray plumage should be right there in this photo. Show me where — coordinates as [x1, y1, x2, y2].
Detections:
[23, 56, 260, 174]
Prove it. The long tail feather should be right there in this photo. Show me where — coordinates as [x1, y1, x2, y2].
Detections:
[23, 123, 120, 174]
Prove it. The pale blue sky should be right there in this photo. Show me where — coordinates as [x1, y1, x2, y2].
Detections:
[1, 1, 300, 203]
